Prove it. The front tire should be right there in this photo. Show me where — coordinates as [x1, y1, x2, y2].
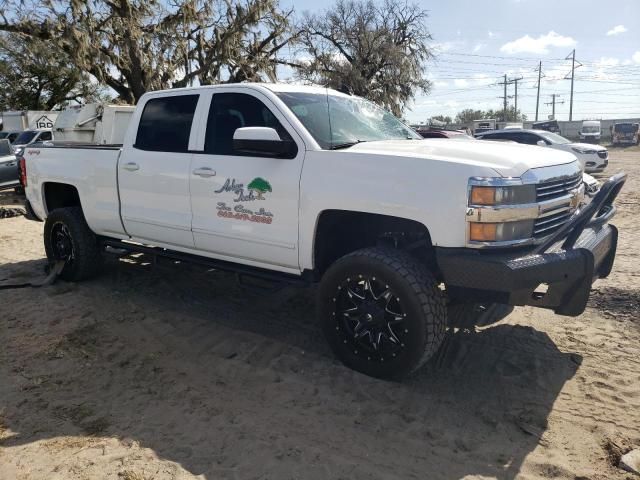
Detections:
[317, 247, 446, 380]
[44, 207, 103, 281]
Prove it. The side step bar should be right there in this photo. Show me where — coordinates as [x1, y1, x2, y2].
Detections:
[100, 239, 312, 287]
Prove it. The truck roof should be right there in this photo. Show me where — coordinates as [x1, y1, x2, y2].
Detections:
[142, 82, 353, 98]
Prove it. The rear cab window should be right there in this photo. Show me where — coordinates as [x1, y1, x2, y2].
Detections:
[135, 95, 199, 152]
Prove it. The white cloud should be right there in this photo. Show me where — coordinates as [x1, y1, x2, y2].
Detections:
[606, 25, 627, 36]
[472, 43, 486, 53]
[453, 79, 469, 87]
[500, 31, 576, 54]
[488, 31, 495, 38]
[432, 41, 463, 53]
[633, 51, 640, 63]
[433, 81, 448, 88]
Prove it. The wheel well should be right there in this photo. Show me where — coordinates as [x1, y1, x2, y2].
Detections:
[313, 210, 437, 276]
[43, 183, 81, 213]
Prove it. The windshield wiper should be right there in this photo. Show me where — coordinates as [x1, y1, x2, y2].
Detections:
[329, 140, 367, 150]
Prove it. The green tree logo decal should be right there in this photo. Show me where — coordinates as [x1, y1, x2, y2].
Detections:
[247, 177, 272, 200]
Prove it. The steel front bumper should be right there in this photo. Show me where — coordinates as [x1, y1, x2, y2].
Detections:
[437, 172, 626, 316]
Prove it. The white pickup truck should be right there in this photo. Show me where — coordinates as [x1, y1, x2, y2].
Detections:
[20, 84, 626, 379]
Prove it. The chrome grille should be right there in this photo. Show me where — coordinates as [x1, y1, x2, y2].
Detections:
[535, 173, 582, 202]
[533, 209, 574, 238]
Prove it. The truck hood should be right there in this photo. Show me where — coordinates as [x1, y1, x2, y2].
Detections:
[347, 138, 578, 178]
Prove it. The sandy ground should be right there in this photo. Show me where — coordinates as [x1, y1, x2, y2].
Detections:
[1, 148, 639, 480]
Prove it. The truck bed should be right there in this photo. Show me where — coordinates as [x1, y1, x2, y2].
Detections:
[23, 143, 126, 238]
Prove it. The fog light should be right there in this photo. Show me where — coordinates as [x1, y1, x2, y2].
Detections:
[469, 220, 535, 243]
[469, 222, 497, 241]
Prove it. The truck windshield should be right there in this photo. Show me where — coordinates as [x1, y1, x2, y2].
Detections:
[582, 126, 600, 133]
[538, 131, 572, 145]
[14, 130, 37, 144]
[614, 123, 638, 133]
[276, 91, 420, 149]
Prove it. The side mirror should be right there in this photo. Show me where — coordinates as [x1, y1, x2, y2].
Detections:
[536, 140, 547, 146]
[233, 127, 297, 159]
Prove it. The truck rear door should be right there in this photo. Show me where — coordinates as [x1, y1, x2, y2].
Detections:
[188, 89, 305, 270]
[118, 93, 199, 248]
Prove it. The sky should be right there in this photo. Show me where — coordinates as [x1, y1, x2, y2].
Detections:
[281, 0, 640, 123]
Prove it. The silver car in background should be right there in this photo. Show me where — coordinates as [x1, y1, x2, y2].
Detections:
[0, 139, 18, 190]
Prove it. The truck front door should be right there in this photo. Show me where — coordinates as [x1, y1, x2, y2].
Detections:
[118, 93, 199, 248]
[189, 90, 305, 271]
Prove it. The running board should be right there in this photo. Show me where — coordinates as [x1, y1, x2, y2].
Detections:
[100, 239, 312, 287]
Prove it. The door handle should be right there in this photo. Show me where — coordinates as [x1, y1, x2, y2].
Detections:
[193, 167, 216, 177]
[122, 162, 140, 172]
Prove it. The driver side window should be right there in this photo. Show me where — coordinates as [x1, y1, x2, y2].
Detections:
[204, 93, 292, 156]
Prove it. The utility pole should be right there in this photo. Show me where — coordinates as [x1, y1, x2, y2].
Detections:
[513, 77, 523, 116]
[499, 75, 523, 122]
[565, 49, 581, 121]
[503, 74, 507, 122]
[544, 94, 564, 119]
[535, 61, 543, 121]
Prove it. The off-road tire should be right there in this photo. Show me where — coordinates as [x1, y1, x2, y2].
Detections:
[44, 207, 103, 281]
[318, 247, 447, 380]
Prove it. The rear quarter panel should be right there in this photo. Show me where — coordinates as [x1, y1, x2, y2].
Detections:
[24, 146, 126, 237]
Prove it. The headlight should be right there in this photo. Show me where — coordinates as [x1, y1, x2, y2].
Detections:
[469, 220, 534, 242]
[571, 147, 596, 154]
[467, 179, 537, 245]
[468, 184, 536, 206]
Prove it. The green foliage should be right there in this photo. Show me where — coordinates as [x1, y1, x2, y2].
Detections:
[0, 33, 106, 110]
[430, 115, 452, 124]
[454, 106, 526, 124]
[0, 0, 296, 104]
[294, 0, 434, 117]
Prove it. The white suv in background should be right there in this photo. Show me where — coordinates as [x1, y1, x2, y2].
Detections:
[476, 129, 609, 173]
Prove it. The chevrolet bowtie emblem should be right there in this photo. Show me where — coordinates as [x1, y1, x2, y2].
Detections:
[569, 189, 580, 209]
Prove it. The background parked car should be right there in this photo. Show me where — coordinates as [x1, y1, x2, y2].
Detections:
[415, 128, 470, 139]
[11, 129, 53, 156]
[0, 139, 19, 190]
[0, 131, 21, 143]
[611, 122, 639, 146]
[476, 129, 609, 173]
[579, 120, 601, 143]
[532, 119, 561, 133]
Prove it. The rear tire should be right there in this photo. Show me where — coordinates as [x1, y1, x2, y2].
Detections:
[317, 247, 446, 380]
[44, 207, 103, 281]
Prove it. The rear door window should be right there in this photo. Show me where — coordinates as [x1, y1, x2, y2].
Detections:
[135, 95, 199, 152]
[39, 131, 52, 141]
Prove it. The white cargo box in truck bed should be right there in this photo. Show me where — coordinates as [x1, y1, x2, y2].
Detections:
[53, 104, 135, 144]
